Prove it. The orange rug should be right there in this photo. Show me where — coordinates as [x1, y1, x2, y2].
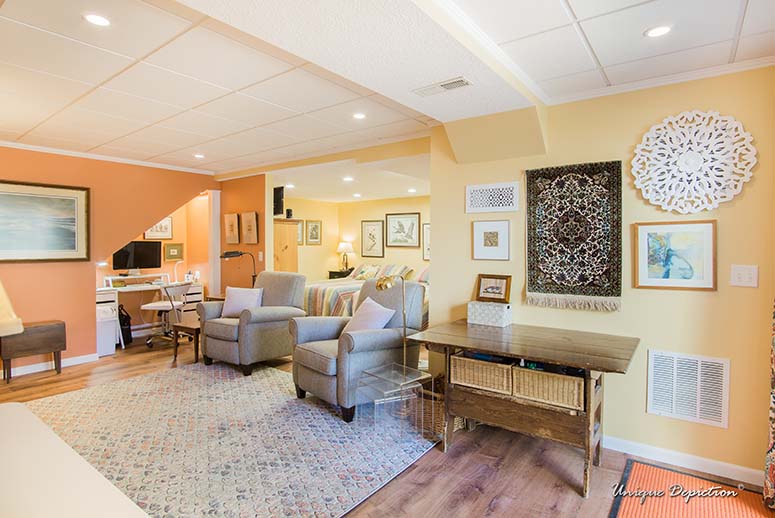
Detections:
[609, 460, 771, 517]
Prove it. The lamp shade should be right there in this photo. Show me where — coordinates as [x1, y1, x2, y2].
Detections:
[0, 280, 23, 337]
[336, 242, 354, 254]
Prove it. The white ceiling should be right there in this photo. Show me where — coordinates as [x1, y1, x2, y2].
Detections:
[272, 155, 430, 203]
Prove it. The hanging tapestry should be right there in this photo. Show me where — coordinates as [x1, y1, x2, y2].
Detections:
[765, 300, 775, 509]
[526, 161, 622, 311]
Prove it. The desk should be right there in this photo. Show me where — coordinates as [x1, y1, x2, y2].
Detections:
[408, 319, 639, 497]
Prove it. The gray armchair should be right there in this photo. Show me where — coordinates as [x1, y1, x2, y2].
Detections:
[197, 271, 306, 376]
[290, 279, 425, 422]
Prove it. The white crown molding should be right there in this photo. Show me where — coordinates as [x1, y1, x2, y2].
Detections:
[548, 57, 775, 106]
[6, 353, 99, 378]
[0, 140, 215, 176]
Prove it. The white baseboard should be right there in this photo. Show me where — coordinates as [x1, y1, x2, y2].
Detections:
[603, 435, 761, 486]
[5, 353, 99, 378]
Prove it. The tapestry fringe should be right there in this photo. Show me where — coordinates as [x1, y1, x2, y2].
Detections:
[526, 292, 621, 312]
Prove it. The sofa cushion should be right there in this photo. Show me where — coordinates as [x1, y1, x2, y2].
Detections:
[343, 297, 395, 333]
[221, 287, 263, 317]
[294, 340, 338, 376]
[204, 317, 240, 341]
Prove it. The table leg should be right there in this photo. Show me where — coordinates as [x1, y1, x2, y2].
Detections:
[4, 359, 11, 384]
[53, 351, 62, 374]
[173, 329, 179, 360]
[442, 347, 454, 452]
[193, 331, 199, 364]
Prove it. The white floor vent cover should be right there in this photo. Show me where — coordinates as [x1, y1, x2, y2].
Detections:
[647, 350, 729, 428]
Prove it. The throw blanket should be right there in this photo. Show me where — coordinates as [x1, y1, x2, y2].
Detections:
[525, 161, 622, 311]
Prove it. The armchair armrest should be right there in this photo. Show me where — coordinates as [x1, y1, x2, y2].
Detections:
[290, 316, 350, 345]
[197, 301, 223, 322]
[240, 306, 306, 325]
[340, 328, 420, 354]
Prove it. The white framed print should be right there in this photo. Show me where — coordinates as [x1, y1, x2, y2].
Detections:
[422, 223, 430, 261]
[361, 220, 384, 258]
[472, 220, 510, 261]
[145, 216, 172, 240]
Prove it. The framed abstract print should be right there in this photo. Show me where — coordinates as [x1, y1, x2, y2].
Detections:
[224, 213, 240, 244]
[361, 220, 384, 258]
[241, 212, 258, 244]
[386, 212, 420, 248]
[472, 220, 510, 261]
[145, 217, 172, 239]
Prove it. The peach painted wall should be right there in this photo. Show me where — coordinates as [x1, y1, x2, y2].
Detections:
[220, 174, 266, 291]
[0, 146, 217, 367]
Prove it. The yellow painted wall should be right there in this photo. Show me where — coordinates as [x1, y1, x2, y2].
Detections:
[430, 67, 775, 471]
[338, 196, 430, 278]
[284, 197, 340, 281]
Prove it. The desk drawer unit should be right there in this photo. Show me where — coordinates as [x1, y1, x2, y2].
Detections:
[182, 284, 204, 318]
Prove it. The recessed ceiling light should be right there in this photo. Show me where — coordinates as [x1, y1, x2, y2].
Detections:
[84, 13, 111, 27]
[353, 113, 366, 120]
[353, 193, 362, 198]
[408, 188, 417, 193]
[285, 183, 295, 189]
[644, 25, 671, 38]
[193, 153, 205, 159]
[343, 176, 354, 182]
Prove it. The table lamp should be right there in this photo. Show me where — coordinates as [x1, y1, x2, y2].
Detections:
[0, 280, 23, 337]
[336, 241, 354, 271]
[220, 250, 257, 286]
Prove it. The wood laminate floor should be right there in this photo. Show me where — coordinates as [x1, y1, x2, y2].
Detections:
[0, 340, 750, 518]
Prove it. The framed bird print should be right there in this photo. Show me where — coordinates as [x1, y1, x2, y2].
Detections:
[386, 212, 420, 248]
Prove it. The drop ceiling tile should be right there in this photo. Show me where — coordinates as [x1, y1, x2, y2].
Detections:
[0, 0, 191, 58]
[76, 87, 182, 124]
[352, 119, 430, 141]
[158, 110, 251, 138]
[106, 131, 186, 156]
[581, 0, 740, 66]
[126, 124, 212, 150]
[201, 18, 306, 66]
[568, 0, 650, 20]
[146, 27, 294, 90]
[369, 94, 428, 119]
[18, 134, 95, 152]
[241, 68, 361, 113]
[28, 106, 148, 148]
[307, 98, 407, 130]
[262, 115, 347, 141]
[197, 93, 298, 126]
[162, 127, 295, 164]
[301, 63, 374, 97]
[736, 31, 775, 61]
[605, 40, 732, 84]
[452, 0, 571, 43]
[539, 69, 607, 98]
[206, 149, 289, 172]
[0, 18, 132, 84]
[103, 62, 228, 109]
[0, 129, 21, 141]
[0, 91, 54, 133]
[741, 0, 775, 36]
[501, 25, 596, 81]
[90, 144, 159, 161]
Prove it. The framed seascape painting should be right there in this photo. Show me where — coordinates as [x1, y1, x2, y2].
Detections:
[634, 220, 716, 291]
[386, 212, 420, 248]
[0, 181, 90, 262]
[224, 213, 240, 244]
[241, 212, 258, 244]
[361, 220, 384, 258]
[472, 220, 510, 261]
[306, 220, 322, 246]
[476, 274, 512, 303]
[422, 223, 430, 261]
[145, 216, 172, 239]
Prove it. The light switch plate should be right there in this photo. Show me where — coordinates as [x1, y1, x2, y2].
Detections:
[730, 264, 758, 287]
[258, 251, 264, 262]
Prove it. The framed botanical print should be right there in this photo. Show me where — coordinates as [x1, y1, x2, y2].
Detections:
[422, 223, 430, 261]
[224, 213, 239, 244]
[634, 220, 716, 291]
[472, 220, 510, 261]
[164, 243, 184, 261]
[0, 180, 90, 262]
[145, 216, 172, 240]
[386, 212, 420, 248]
[476, 274, 512, 303]
[306, 220, 322, 246]
[241, 211, 258, 244]
[361, 220, 384, 258]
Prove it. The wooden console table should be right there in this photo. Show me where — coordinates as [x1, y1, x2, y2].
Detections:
[0, 321, 66, 383]
[408, 319, 639, 497]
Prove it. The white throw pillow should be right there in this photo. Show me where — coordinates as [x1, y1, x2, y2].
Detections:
[221, 287, 263, 318]
[343, 296, 395, 333]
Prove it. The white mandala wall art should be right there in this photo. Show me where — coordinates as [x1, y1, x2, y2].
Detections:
[631, 110, 757, 214]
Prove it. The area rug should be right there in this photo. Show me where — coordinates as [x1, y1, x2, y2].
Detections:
[26, 363, 436, 517]
[609, 459, 768, 518]
[526, 161, 622, 311]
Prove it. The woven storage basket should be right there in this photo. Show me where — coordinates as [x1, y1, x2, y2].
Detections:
[511, 368, 584, 410]
[450, 354, 513, 395]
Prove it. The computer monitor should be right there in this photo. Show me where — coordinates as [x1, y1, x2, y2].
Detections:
[112, 241, 161, 270]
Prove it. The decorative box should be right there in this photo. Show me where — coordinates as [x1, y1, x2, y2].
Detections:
[467, 301, 511, 327]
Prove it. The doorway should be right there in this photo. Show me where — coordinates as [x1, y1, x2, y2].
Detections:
[273, 219, 300, 272]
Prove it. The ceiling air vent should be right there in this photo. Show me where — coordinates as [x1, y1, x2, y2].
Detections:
[412, 76, 472, 97]
[647, 350, 729, 428]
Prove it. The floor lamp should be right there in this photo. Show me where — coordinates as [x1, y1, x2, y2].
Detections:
[220, 251, 257, 286]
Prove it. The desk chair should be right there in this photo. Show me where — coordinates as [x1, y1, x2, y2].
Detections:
[140, 283, 191, 347]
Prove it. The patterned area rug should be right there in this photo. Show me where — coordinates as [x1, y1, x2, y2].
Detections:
[26, 364, 435, 517]
[526, 161, 622, 312]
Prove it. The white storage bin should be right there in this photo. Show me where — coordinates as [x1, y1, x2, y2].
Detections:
[467, 301, 512, 327]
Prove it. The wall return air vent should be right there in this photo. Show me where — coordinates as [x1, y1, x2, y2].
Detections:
[412, 76, 472, 97]
[647, 350, 729, 428]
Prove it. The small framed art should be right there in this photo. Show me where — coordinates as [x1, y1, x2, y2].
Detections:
[386, 212, 420, 247]
[476, 274, 512, 303]
[164, 243, 184, 261]
[361, 220, 384, 258]
[306, 220, 322, 246]
[422, 223, 430, 261]
[224, 213, 240, 244]
[296, 220, 304, 245]
[633, 220, 716, 291]
[472, 220, 510, 261]
[145, 216, 172, 240]
[241, 211, 258, 244]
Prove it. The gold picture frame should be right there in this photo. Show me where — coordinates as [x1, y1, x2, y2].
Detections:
[306, 220, 322, 246]
[475, 274, 512, 303]
[164, 243, 184, 261]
